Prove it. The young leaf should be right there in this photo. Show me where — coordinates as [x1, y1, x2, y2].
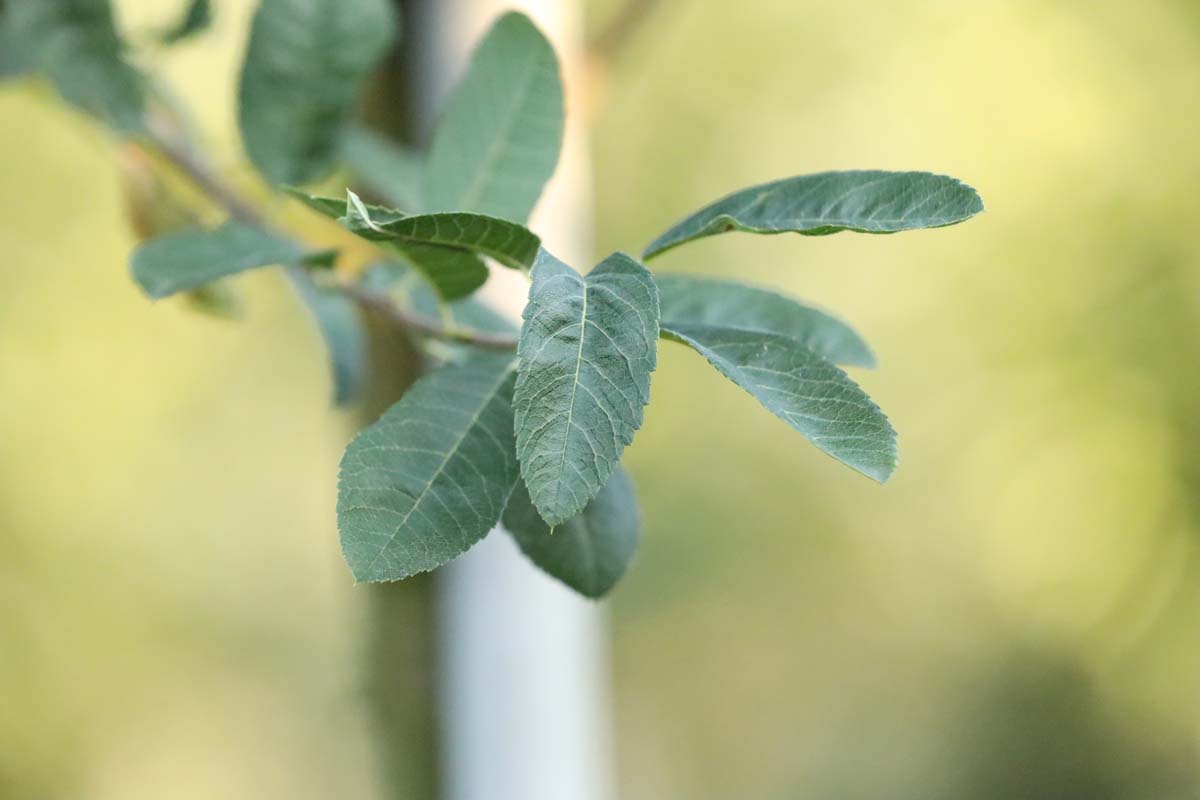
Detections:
[503, 467, 640, 599]
[288, 188, 540, 299]
[513, 250, 659, 526]
[422, 11, 564, 222]
[341, 124, 423, 211]
[288, 267, 368, 406]
[338, 354, 520, 582]
[657, 274, 876, 368]
[131, 222, 303, 298]
[238, 0, 396, 185]
[343, 191, 541, 270]
[661, 323, 897, 482]
[644, 171, 984, 259]
[159, 0, 211, 45]
[9, 0, 145, 131]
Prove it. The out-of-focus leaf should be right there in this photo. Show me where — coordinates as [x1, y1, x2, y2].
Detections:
[513, 250, 659, 526]
[0, 1, 32, 78]
[421, 11, 563, 222]
[130, 221, 303, 298]
[656, 274, 876, 368]
[238, 0, 397, 185]
[288, 267, 367, 406]
[338, 354, 519, 581]
[661, 322, 897, 482]
[9, 0, 145, 131]
[503, 466, 640, 598]
[160, 0, 211, 45]
[341, 124, 423, 211]
[644, 171, 984, 259]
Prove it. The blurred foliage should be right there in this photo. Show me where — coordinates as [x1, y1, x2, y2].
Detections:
[0, 0, 1198, 798]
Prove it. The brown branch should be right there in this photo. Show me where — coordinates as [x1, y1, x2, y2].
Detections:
[338, 283, 519, 351]
[140, 125, 517, 351]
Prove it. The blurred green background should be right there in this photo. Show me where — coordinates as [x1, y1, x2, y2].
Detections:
[2, 0, 1198, 797]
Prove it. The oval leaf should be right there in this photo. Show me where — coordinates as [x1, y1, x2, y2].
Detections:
[238, 0, 396, 185]
[503, 467, 641, 599]
[657, 274, 876, 368]
[661, 322, 897, 482]
[131, 222, 303, 298]
[421, 12, 564, 222]
[338, 354, 520, 582]
[513, 251, 659, 526]
[644, 171, 984, 259]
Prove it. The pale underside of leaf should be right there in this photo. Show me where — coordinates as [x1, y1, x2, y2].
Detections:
[513, 250, 659, 526]
[503, 466, 641, 599]
[130, 221, 303, 298]
[338, 354, 520, 582]
[661, 322, 897, 482]
[238, 0, 396, 186]
[421, 11, 564, 223]
[656, 274, 876, 368]
[644, 170, 984, 259]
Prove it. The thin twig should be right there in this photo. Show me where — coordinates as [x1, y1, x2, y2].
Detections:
[339, 284, 519, 351]
[140, 125, 517, 351]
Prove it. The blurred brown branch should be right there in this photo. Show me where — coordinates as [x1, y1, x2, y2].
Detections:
[139, 123, 517, 351]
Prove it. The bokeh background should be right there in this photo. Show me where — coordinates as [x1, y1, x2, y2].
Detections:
[2, 0, 1199, 797]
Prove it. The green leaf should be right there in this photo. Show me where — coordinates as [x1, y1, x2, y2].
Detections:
[288, 188, 540, 299]
[644, 171, 984, 259]
[344, 191, 540, 270]
[503, 466, 640, 599]
[421, 11, 563, 222]
[513, 250, 659, 526]
[131, 222, 303, 299]
[661, 322, 897, 482]
[288, 267, 368, 406]
[341, 124, 423, 211]
[238, 0, 396, 185]
[160, 0, 211, 45]
[657, 274, 876, 368]
[338, 354, 520, 582]
[9, 0, 145, 131]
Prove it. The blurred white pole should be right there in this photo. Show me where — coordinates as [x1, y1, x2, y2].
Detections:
[407, 3, 615, 800]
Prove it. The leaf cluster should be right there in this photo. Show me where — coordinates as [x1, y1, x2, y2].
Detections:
[2, 0, 983, 597]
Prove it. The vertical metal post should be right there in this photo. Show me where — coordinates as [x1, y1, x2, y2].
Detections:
[405, 2, 615, 800]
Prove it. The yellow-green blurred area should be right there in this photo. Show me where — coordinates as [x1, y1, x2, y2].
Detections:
[3, 0, 1200, 797]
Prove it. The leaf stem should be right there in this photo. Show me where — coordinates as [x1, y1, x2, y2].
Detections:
[140, 124, 518, 351]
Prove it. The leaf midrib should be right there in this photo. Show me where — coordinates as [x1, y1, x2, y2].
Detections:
[555, 278, 589, 491]
[453, 48, 541, 214]
[361, 361, 515, 574]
